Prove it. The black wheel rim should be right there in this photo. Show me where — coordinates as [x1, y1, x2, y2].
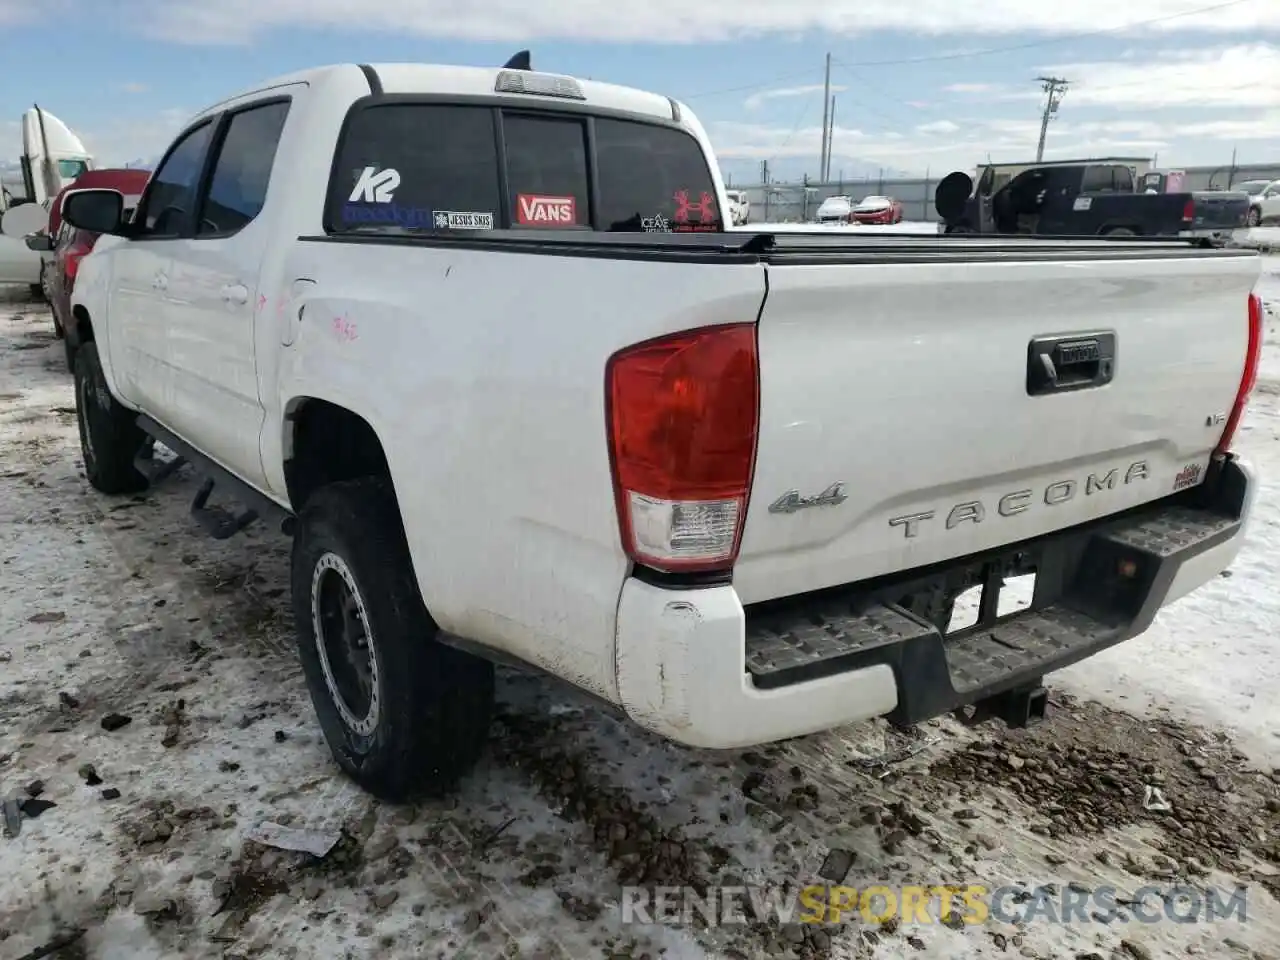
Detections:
[311, 552, 380, 736]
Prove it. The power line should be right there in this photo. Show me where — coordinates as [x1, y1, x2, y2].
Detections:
[681, 0, 1256, 102]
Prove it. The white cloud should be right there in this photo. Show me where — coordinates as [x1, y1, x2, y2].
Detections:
[915, 120, 961, 135]
[117, 0, 1280, 45]
[745, 84, 847, 110]
[943, 44, 1280, 110]
[1041, 43, 1280, 108]
[77, 108, 191, 166]
[119, 82, 149, 94]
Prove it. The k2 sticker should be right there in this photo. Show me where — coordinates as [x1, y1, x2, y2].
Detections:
[349, 167, 400, 203]
[432, 210, 494, 230]
[516, 194, 577, 226]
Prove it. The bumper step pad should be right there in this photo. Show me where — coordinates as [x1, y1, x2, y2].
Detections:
[743, 491, 1244, 726]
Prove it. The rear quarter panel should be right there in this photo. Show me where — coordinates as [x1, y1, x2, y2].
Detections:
[277, 241, 765, 702]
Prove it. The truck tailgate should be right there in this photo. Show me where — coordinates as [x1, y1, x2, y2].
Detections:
[1189, 191, 1249, 230]
[735, 246, 1261, 605]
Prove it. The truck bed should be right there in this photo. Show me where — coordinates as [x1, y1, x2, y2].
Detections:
[289, 229, 1259, 690]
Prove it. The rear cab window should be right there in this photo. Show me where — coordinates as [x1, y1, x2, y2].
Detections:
[327, 101, 722, 235]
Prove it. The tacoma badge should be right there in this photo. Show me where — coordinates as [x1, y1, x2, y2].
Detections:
[769, 482, 849, 515]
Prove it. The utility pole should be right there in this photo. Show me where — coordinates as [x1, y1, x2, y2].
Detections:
[819, 53, 831, 183]
[1035, 76, 1069, 162]
[824, 96, 837, 181]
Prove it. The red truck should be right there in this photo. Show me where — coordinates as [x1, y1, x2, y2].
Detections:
[27, 167, 151, 369]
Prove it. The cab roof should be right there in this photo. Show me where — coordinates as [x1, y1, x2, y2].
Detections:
[202, 62, 681, 126]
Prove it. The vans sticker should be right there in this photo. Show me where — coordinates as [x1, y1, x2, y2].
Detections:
[432, 211, 495, 230]
[516, 194, 577, 226]
[348, 167, 400, 203]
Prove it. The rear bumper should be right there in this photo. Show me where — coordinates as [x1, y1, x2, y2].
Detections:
[614, 457, 1254, 749]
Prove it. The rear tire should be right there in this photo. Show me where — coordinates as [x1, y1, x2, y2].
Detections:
[291, 478, 495, 801]
[1246, 207, 1262, 227]
[73, 342, 149, 494]
[29, 283, 44, 302]
[1102, 226, 1138, 237]
[63, 337, 76, 373]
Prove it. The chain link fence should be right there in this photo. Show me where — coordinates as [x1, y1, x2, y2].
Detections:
[731, 162, 1280, 225]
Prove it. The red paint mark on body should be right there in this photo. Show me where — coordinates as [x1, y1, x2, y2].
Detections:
[332, 315, 358, 342]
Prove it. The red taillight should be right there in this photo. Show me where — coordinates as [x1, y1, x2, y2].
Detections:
[1181, 198, 1195, 223]
[1215, 292, 1264, 457]
[606, 323, 760, 573]
[64, 244, 90, 281]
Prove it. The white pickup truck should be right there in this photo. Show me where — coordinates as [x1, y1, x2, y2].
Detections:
[62, 59, 1263, 801]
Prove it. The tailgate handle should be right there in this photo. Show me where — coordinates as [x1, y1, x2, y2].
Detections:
[1027, 332, 1116, 396]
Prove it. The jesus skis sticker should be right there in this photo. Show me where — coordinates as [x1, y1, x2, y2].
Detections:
[432, 211, 494, 230]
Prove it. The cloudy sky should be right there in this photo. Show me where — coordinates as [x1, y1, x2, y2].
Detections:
[1, 0, 1277, 185]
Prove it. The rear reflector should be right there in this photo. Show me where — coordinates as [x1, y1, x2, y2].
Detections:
[606, 324, 759, 573]
[495, 70, 585, 100]
[1215, 291, 1264, 457]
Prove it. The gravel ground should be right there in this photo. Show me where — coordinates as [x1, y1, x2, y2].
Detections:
[1, 262, 1279, 960]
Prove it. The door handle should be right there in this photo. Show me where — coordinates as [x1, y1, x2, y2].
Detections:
[1026, 332, 1116, 396]
[221, 283, 249, 305]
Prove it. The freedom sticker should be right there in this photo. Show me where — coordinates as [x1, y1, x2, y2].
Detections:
[432, 210, 495, 230]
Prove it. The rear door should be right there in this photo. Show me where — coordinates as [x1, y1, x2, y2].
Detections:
[162, 95, 293, 488]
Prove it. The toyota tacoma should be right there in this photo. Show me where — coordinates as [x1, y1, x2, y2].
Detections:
[62, 58, 1264, 800]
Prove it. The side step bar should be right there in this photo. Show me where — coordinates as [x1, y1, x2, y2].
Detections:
[135, 415, 294, 539]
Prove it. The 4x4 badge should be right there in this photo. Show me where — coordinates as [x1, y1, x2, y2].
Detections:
[769, 483, 849, 514]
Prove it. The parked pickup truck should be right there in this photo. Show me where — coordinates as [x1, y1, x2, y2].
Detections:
[62, 59, 1264, 801]
[937, 161, 1250, 243]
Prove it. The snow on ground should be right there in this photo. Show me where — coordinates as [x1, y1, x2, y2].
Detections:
[1, 264, 1279, 960]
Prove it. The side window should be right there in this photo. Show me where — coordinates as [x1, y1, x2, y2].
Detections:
[502, 114, 589, 229]
[197, 100, 290, 237]
[1081, 165, 1128, 193]
[57, 159, 89, 180]
[594, 118, 722, 232]
[329, 105, 501, 233]
[135, 121, 214, 238]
